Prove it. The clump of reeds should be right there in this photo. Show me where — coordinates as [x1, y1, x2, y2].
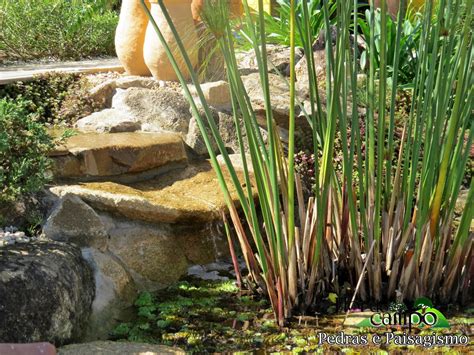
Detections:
[140, 0, 473, 325]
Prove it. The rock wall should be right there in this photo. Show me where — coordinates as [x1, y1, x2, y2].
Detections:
[0, 241, 94, 345]
[43, 192, 230, 340]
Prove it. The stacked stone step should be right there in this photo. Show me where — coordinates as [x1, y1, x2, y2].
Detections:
[44, 130, 249, 341]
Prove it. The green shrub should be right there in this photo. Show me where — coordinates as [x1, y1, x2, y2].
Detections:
[0, 99, 54, 204]
[358, 8, 423, 87]
[0, 73, 102, 126]
[236, 0, 336, 49]
[0, 0, 118, 62]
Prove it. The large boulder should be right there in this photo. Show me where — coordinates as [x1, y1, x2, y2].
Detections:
[43, 195, 108, 250]
[105, 220, 190, 290]
[104, 218, 228, 291]
[43, 161, 240, 330]
[112, 87, 191, 135]
[0, 240, 94, 345]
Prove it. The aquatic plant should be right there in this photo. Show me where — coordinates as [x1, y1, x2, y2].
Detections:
[140, 0, 473, 325]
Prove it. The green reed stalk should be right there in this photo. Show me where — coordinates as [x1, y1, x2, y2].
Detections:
[287, 0, 296, 249]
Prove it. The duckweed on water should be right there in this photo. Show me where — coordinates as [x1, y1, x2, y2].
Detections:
[111, 278, 474, 353]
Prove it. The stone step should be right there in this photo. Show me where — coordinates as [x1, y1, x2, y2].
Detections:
[50, 132, 188, 182]
[49, 161, 252, 224]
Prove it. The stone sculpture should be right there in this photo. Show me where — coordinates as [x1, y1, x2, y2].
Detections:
[115, 0, 243, 81]
[115, 0, 151, 76]
[143, 0, 199, 80]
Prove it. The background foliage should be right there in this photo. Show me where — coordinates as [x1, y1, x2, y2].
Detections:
[0, 0, 119, 62]
[237, 0, 336, 49]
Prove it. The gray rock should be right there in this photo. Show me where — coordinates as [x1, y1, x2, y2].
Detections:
[58, 341, 184, 355]
[185, 117, 217, 156]
[88, 76, 160, 108]
[185, 108, 253, 156]
[187, 265, 229, 281]
[81, 248, 137, 340]
[236, 44, 304, 76]
[43, 195, 108, 250]
[217, 111, 248, 154]
[187, 80, 231, 110]
[241, 72, 305, 126]
[75, 109, 140, 133]
[0, 240, 94, 345]
[295, 49, 328, 99]
[112, 87, 191, 136]
[185, 108, 219, 156]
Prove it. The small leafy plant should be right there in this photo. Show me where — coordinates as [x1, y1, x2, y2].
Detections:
[0, 73, 102, 126]
[0, 99, 55, 204]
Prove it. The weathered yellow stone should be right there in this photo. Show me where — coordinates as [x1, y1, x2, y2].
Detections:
[50, 161, 254, 224]
[50, 132, 187, 180]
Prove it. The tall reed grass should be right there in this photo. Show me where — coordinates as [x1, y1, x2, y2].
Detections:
[141, 0, 473, 324]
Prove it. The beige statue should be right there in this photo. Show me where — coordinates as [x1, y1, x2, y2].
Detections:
[115, 0, 151, 76]
[143, 0, 199, 81]
[115, 0, 242, 81]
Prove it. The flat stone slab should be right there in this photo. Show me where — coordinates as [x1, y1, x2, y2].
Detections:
[58, 341, 183, 355]
[50, 132, 187, 180]
[0, 58, 123, 85]
[50, 161, 253, 224]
